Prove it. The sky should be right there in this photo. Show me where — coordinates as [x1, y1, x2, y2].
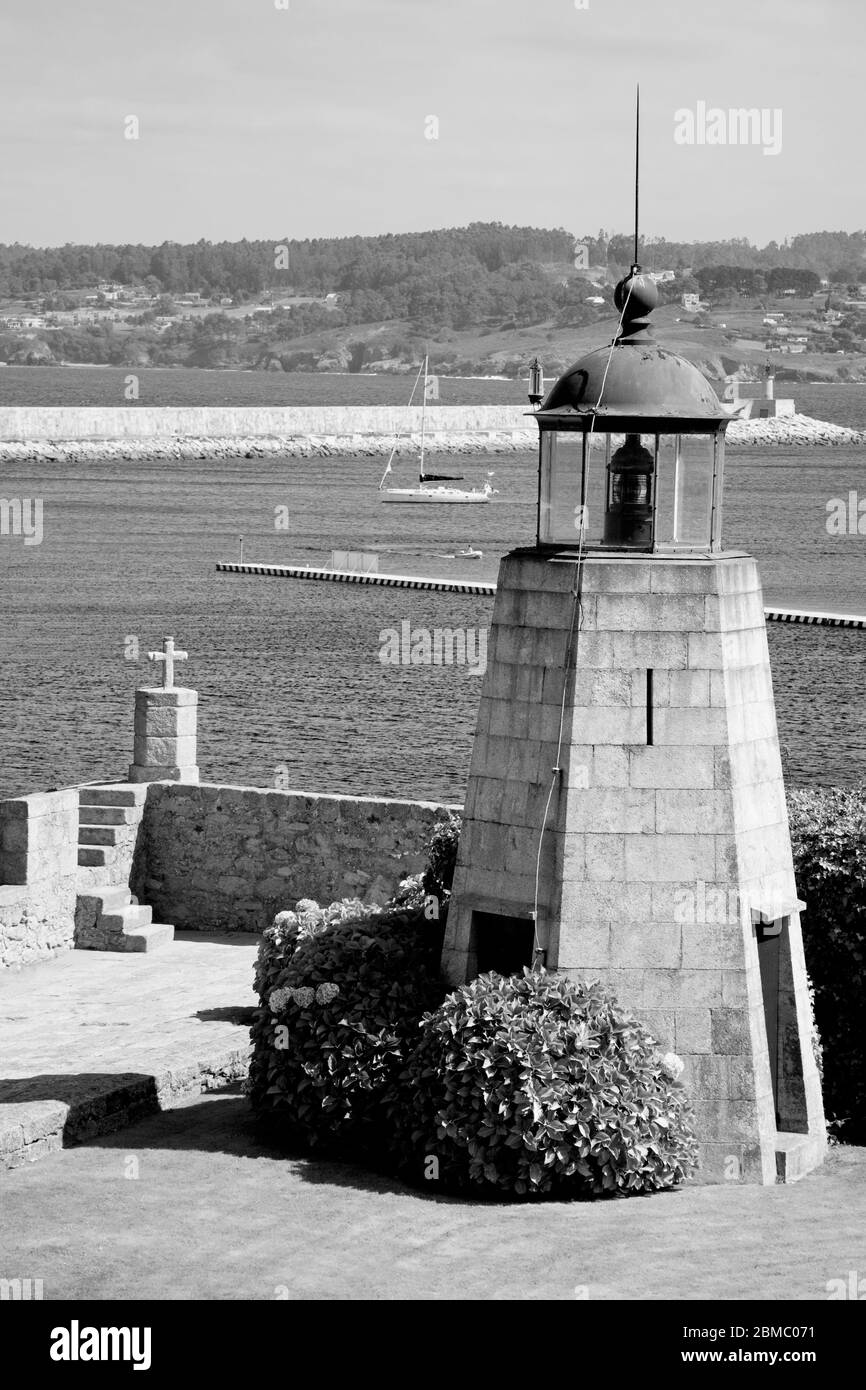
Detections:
[0, 0, 862, 249]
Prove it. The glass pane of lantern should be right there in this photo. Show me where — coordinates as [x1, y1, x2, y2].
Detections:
[581, 432, 609, 546]
[539, 432, 606, 545]
[654, 436, 677, 547]
[538, 432, 563, 542]
[675, 435, 715, 546]
[655, 434, 715, 549]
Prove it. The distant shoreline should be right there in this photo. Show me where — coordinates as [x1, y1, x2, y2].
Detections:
[1, 360, 861, 386]
[0, 363, 515, 381]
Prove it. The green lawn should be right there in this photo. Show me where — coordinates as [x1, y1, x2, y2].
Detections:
[2, 1088, 863, 1301]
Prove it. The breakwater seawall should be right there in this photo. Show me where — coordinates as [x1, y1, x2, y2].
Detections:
[0, 405, 530, 439]
[0, 406, 864, 460]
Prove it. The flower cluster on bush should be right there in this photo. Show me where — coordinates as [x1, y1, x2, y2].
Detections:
[269, 982, 340, 1011]
[390, 969, 699, 1197]
[788, 785, 866, 1141]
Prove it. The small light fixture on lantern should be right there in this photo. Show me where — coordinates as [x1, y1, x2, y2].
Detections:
[527, 357, 544, 407]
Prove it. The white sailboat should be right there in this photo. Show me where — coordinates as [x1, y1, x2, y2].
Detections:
[379, 356, 497, 505]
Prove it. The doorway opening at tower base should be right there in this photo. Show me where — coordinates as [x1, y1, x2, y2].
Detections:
[472, 911, 535, 977]
[755, 913, 810, 1136]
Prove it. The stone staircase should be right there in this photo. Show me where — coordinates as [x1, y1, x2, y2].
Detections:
[75, 786, 174, 952]
[77, 785, 141, 877]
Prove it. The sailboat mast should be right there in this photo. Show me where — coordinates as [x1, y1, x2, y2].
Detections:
[419, 354, 428, 483]
[378, 358, 425, 490]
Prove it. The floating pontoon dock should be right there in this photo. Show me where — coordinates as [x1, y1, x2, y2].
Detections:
[216, 562, 866, 627]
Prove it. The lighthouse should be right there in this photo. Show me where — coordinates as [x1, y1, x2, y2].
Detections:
[440, 267, 826, 1184]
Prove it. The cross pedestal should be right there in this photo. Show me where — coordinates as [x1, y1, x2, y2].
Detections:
[128, 637, 199, 784]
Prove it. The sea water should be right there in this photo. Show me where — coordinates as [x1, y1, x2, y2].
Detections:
[1, 445, 864, 800]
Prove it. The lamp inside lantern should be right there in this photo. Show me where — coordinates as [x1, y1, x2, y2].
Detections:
[604, 433, 655, 546]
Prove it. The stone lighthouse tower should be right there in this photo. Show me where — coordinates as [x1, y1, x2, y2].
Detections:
[441, 269, 826, 1184]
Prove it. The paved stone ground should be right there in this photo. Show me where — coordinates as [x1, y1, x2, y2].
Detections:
[0, 934, 258, 1165]
[1, 1088, 864, 1300]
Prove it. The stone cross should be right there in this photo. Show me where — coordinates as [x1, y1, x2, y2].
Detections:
[147, 636, 188, 690]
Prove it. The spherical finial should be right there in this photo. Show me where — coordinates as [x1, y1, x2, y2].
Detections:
[614, 267, 658, 343]
[615, 269, 658, 316]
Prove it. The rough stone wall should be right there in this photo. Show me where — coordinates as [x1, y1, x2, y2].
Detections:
[135, 783, 456, 932]
[0, 876, 78, 969]
[0, 790, 79, 968]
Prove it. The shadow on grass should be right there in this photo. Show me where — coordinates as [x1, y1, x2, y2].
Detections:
[78, 1087, 613, 1208]
[194, 1006, 257, 1026]
[80, 1088, 475, 1203]
[4, 1076, 697, 1207]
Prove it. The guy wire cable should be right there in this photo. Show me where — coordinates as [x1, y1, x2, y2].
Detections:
[529, 274, 637, 967]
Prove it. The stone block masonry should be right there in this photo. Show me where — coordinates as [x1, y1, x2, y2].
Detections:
[442, 548, 826, 1184]
[0, 789, 79, 884]
[129, 687, 199, 784]
[134, 784, 458, 933]
[0, 790, 79, 968]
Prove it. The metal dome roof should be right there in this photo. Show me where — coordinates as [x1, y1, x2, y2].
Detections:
[536, 267, 728, 422]
[540, 340, 727, 418]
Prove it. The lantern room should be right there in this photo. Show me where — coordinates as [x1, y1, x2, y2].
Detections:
[532, 269, 730, 552]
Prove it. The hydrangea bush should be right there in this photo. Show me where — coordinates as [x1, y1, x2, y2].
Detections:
[248, 895, 445, 1153]
[248, 815, 701, 1198]
[390, 969, 700, 1197]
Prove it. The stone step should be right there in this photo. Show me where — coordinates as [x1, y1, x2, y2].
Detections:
[78, 824, 122, 847]
[77, 845, 114, 868]
[79, 884, 137, 916]
[1, 1041, 247, 1169]
[116, 923, 175, 953]
[102, 885, 138, 911]
[75, 887, 138, 948]
[77, 862, 120, 891]
[75, 893, 161, 952]
[78, 805, 134, 826]
[775, 1131, 825, 1183]
[79, 785, 146, 808]
[99, 904, 153, 934]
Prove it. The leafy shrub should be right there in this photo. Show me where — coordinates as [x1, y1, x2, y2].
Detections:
[248, 896, 446, 1153]
[392, 969, 699, 1197]
[788, 785, 866, 1141]
[421, 811, 462, 910]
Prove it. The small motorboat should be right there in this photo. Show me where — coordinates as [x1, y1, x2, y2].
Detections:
[456, 545, 483, 559]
